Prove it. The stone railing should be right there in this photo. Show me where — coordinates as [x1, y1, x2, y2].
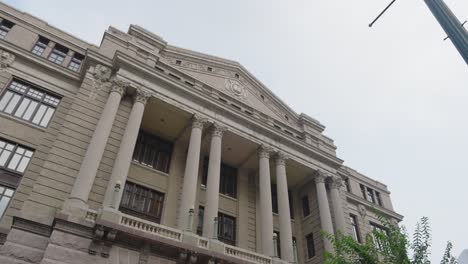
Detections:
[120, 214, 182, 241]
[198, 237, 209, 249]
[225, 244, 272, 264]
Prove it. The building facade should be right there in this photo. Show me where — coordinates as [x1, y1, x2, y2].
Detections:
[0, 3, 403, 264]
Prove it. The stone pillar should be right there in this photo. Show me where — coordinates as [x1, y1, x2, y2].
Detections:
[178, 115, 207, 231]
[275, 152, 294, 262]
[103, 88, 151, 209]
[202, 124, 227, 238]
[315, 172, 334, 253]
[330, 176, 347, 234]
[258, 145, 274, 256]
[63, 81, 125, 211]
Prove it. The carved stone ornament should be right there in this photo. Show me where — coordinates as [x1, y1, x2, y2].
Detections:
[330, 176, 344, 190]
[88, 64, 112, 99]
[358, 204, 367, 218]
[192, 114, 208, 129]
[0, 49, 15, 72]
[314, 171, 329, 184]
[225, 79, 247, 99]
[211, 123, 227, 138]
[110, 77, 131, 96]
[275, 151, 288, 166]
[134, 88, 152, 105]
[88, 225, 118, 258]
[258, 144, 273, 159]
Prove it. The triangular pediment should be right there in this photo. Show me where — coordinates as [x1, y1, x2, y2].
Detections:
[161, 48, 299, 125]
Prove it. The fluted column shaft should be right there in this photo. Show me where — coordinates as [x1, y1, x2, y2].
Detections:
[178, 115, 206, 231]
[275, 153, 294, 262]
[258, 146, 274, 256]
[64, 84, 125, 210]
[330, 177, 347, 234]
[315, 173, 335, 253]
[202, 124, 226, 238]
[103, 89, 150, 209]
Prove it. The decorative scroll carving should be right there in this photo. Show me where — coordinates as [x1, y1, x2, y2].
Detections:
[258, 145, 273, 159]
[88, 225, 117, 258]
[314, 171, 329, 184]
[275, 151, 288, 166]
[211, 123, 227, 138]
[330, 176, 344, 190]
[191, 114, 208, 130]
[134, 88, 152, 105]
[0, 49, 15, 71]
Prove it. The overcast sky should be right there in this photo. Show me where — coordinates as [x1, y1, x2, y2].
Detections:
[6, 0, 468, 261]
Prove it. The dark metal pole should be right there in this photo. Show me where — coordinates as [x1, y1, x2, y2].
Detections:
[369, 0, 397, 27]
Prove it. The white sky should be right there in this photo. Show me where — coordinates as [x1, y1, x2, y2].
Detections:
[6, 0, 468, 261]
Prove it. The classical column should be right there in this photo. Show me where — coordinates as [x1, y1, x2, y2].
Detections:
[63, 81, 125, 210]
[275, 152, 294, 262]
[178, 115, 207, 231]
[315, 172, 334, 253]
[330, 176, 347, 234]
[103, 88, 151, 209]
[202, 123, 227, 238]
[258, 145, 274, 256]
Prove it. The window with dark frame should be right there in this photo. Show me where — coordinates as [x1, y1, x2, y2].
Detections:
[0, 138, 33, 175]
[31, 36, 50, 56]
[366, 187, 375, 203]
[0, 185, 14, 219]
[119, 182, 165, 223]
[132, 131, 173, 173]
[218, 212, 236, 245]
[0, 79, 60, 128]
[350, 214, 362, 243]
[344, 178, 351, 192]
[306, 233, 316, 259]
[274, 231, 281, 258]
[48, 44, 68, 65]
[68, 53, 84, 72]
[370, 222, 389, 250]
[201, 158, 237, 198]
[375, 191, 383, 206]
[271, 184, 294, 218]
[0, 19, 14, 39]
[360, 184, 367, 200]
[302, 195, 310, 217]
[197, 206, 204, 236]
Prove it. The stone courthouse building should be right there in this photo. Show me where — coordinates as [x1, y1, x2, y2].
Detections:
[0, 3, 403, 264]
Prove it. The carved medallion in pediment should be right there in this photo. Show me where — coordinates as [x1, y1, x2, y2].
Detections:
[225, 79, 247, 99]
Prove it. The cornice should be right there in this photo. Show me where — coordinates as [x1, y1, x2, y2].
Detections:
[346, 193, 403, 221]
[112, 49, 344, 170]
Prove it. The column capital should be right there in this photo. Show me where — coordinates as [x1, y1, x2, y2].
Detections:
[329, 176, 343, 190]
[110, 77, 130, 96]
[258, 145, 274, 159]
[274, 151, 289, 166]
[211, 123, 227, 138]
[134, 88, 152, 105]
[192, 114, 209, 129]
[314, 170, 330, 184]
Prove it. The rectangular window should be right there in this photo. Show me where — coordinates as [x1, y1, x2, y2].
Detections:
[0, 19, 14, 39]
[0, 79, 60, 127]
[366, 187, 375, 203]
[0, 185, 14, 219]
[370, 222, 389, 250]
[375, 191, 383, 206]
[0, 138, 34, 175]
[31, 36, 49, 56]
[119, 182, 164, 223]
[132, 131, 173, 173]
[218, 212, 236, 245]
[271, 184, 293, 217]
[360, 184, 367, 200]
[344, 178, 351, 192]
[197, 206, 204, 236]
[274, 231, 281, 258]
[68, 53, 84, 72]
[302, 195, 310, 217]
[306, 233, 316, 259]
[48, 44, 68, 65]
[202, 158, 238, 198]
[350, 214, 362, 243]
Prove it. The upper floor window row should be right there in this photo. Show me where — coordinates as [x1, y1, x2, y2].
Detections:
[202, 158, 238, 198]
[0, 18, 14, 39]
[132, 131, 173, 174]
[360, 184, 383, 207]
[0, 138, 33, 174]
[31, 36, 85, 72]
[0, 79, 60, 128]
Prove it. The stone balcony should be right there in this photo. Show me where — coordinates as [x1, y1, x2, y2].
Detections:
[83, 209, 290, 264]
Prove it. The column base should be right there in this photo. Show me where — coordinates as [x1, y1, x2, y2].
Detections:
[98, 207, 122, 224]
